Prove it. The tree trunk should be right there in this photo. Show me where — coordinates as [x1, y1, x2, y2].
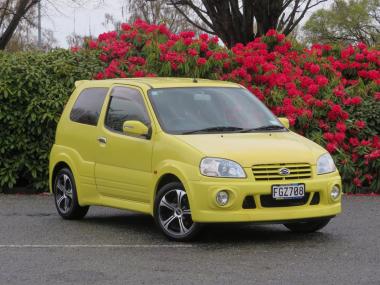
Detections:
[200, 0, 255, 48]
[0, 0, 38, 50]
[253, 0, 284, 37]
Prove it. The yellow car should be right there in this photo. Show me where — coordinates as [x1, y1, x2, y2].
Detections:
[49, 78, 342, 241]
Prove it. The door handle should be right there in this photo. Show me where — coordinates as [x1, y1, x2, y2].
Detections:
[97, 137, 107, 144]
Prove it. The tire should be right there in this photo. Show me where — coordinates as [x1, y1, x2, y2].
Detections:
[283, 218, 331, 233]
[53, 167, 89, 220]
[154, 182, 202, 241]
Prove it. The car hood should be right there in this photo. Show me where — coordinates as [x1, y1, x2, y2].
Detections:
[173, 131, 325, 167]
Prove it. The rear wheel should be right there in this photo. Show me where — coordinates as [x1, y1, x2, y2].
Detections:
[154, 182, 202, 241]
[53, 168, 89, 220]
[284, 218, 331, 233]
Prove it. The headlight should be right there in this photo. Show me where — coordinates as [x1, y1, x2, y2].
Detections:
[317, 153, 336, 175]
[200, 158, 246, 178]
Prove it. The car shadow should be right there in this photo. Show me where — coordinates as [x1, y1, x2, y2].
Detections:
[74, 210, 334, 245]
[79, 212, 160, 235]
[198, 223, 332, 245]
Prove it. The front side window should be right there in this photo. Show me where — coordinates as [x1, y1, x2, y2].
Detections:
[70, 88, 108, 126]
[148, 87, 285, 134]
[105, 86, 150, 134]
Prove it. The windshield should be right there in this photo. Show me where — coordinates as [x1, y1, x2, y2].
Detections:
[148, 87, 286, 134]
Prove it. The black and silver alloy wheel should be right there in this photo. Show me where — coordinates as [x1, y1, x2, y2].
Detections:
[159, 189, 193, 235]
[55, 173, 73, 214]
[53, 168, 89, 220]
[154, 182, 201, 241]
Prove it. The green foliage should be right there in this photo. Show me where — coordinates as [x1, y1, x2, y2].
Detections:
[0, 49, 104, 192]
[303, 0, 380, 46]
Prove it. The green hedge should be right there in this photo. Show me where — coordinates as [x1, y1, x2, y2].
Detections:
[0, 49, 103, 192]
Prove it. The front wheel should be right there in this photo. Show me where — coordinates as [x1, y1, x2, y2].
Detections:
[53, 168, 89, 220]
[283, 218, 331, 233]
[154, 182, 202, 241]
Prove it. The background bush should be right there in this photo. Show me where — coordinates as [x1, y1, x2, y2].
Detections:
[0, 20, 379, 193]
[0, 50, 103, 192]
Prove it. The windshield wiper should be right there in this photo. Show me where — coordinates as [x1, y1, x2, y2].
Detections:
[240, 125, 286, 132]
[182, 126, 245, 134]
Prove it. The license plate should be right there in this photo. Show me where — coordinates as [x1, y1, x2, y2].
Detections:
[272, 183, 305, 199]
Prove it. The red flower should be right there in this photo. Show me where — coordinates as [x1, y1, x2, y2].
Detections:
[326, 143, 337, 153]
[183, 38, 192, 45]
[353, 177, 362, 187]
[314, 100, 324, 107]
[327, 104, 343, 121]
[88, 40, 97, 49]
[276, 34, 285, 42]
[309, 64, 320, 74]
[307, 84, 319, 95]
[367, 70, 380, 80]
[95, 72, 104, 80]
[335, 132, 345, 143]
[365, 150, 380, 160]
[187, 48, 198, 56]
[316, 75, 329, 86]
[355, 120, 366, 129]
[350, 96, 362, 105]
[349, 137, 359, 146]
[133, 70, 145, 77]
[197, 57, 207, 65]
[355, 53, 365, 61]
[199, 34, 209, 41]
[336, 121, 346, 132]
[357, 42, 367, 50]
[211, 36, 219, 44]
[323, 132, 335, 141]
[266, 29, 277, 37]
[121, 23, 131, 31]
[358, 70, 368, 78]
[200, 42, 208, 52]
[364, 174, 373, 183]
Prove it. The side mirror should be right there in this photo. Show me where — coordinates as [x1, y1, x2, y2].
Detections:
[278, 117, 290, 129]
[123, 120, 149, 137]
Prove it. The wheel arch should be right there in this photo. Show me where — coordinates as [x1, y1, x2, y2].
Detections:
[155, 173, 182, 193]
[51, 162, 71, 191]
[151, 166, 195, 215]
[49, 155, 77, 193]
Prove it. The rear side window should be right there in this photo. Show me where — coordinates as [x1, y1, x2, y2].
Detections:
[70, 88, 108, 126]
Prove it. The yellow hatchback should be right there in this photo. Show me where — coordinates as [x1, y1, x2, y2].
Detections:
[49, 78, 342, 241]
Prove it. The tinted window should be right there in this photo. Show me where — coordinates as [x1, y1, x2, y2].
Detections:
[70, 88, 108, 126]
[105, 87, 150, 133]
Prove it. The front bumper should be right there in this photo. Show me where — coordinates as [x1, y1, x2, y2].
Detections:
[188, 170, 342, 223]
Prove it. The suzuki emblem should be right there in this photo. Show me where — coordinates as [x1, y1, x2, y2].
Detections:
[279, 168, 290, 175]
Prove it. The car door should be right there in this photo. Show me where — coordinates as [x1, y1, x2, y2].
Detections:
[95, 85, 153, 203]
[63, 87, 108, 189]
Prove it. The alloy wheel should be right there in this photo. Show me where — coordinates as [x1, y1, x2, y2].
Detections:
[158, 189, 194, 236]
[55, 173, 73, 214]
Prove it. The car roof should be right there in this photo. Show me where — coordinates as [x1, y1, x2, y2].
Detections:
[75, 77, 241, 89]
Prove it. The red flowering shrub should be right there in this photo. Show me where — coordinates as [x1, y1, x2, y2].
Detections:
[81, 19, 380, 193]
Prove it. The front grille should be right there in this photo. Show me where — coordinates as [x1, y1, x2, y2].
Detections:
[260, 193, 310, 207]
[252, 163, 312, 181]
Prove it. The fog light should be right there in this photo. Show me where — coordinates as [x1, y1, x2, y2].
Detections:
[330, 185, 340, 200]
[216, 190, 229, 206]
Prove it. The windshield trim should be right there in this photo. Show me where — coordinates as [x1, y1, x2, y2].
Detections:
[147, 86, 287, 135]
